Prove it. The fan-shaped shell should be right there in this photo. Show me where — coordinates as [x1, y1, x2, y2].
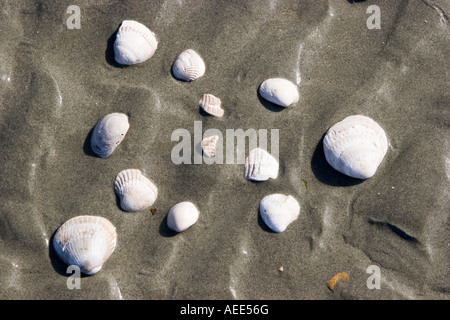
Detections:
[114, 20, 158, 65]
[114, 169, 158, 212]
[323, 115, 388, 179]
[199, 94, 224, 117]
[90, 113, 129, 158]
[259, 194, 300, 232]
[259, 78, 299, 107]
[167, 201, 199, 232]
[52, 215, 117, 275]
[172, 49, 206, 81]
[201, 135, 219, 158]
[244, 148, 279, 181]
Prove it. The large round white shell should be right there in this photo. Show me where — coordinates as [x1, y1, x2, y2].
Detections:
[90, 113, 130, 158]
[172, 49, 206, 81]
[323, 115, 388, 179]
[114, 169, 158, 212]
[259, 194, 300, 232]
[114, 20, 158, 65]
[167, 201, 199, 232]
[53, 215, 117, 275]
[259, 78, 299, 107]
[245, 148, 279, 181]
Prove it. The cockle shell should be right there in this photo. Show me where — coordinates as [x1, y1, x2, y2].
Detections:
[201, 135, 219, 157]
[323, 115, 388, 179]
[259, 78, 299, 107]
[114, 20, 158, 65]
[259, 194, 300, 232]
[90, 113, 130, 158]
[172, 49, 206, 81]
[114, 169, 158, 212]
[245, 148, 279, 181]
[199, 94, 224, 117]
[53, 215, 117, 275]
[167, 201, 199, 232]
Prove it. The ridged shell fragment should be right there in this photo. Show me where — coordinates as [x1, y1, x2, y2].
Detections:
[259, 194, 300, 232]
[259, 78, 299, 107]
[199, 94, 224, 117]
[201, 135, 219, 158]
[244, 148, 279, 181]
[114, 169, 158, 212]
[90, 113, 130, 158]
[167, 201, 199, 232]
[172, 49, 206, 81]
[52, 215, 117, 275]
[114, 20, 158, 65]
[323, 115, 388, 179]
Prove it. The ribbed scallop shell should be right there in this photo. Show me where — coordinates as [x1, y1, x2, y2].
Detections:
[245, 148, 279, 181]
[201, 135, 219, 158]
[114, 169, 158, 212]
[90, 113, 130, 158]
[53, 215, 117, 275]
[114, 20, 158, 65]
[172, 49, 206, 81]
[259, 78, 299, 107]
[259, 194, 300, 232]
[323, 115, 388, 179]
[199, 94, 224, 117]
[167, 201, 199, 232]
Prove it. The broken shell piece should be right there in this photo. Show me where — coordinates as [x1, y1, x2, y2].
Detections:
[201, 135, 220, 158]
[199, 94, 224, 117]
[90, 113, 130, 158]
[114, 169, 158, 212]
[259, 194, 300, 232]
[259, 78, 299, 107]
[245, 148, 279, 181]
[167, 201, 199, 232]
[327, 272, 349, 291]
[172, 49, 206, 81]
[52, 215, 117, 275]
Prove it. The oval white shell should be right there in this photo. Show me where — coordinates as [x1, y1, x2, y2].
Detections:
[199, 94, 224, 117]
[245, 148, 279, 181]
[201, 135, 219, 158]
[167, 201, 199, 232]
[323, 115, 388, 179]
[91, 113, 130, 158]
[172, 49, 206, 81]
[259, 194, 300, 232]
[114, 169, 158, 212]
[259, 78, 299, 107]
[114, 20, 158, 65]
[53, 215, 117, 275]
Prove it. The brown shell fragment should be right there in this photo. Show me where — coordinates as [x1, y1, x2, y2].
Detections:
[327, 272, 349, 291]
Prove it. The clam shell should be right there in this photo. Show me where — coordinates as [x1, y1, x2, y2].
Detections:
[172, 49, 206, 81]
[245, 148, 279, 181]
[259, 78, 299, 107]
[114, 20, 158, 65]
[167, 201, 199, 232]
[259, 194, 300, 232]
[114, 169, 158, 212]
[90, 113, 129, 158]
[201, 135, 219, 158]
[199, 94, 224, 117]
[53, 215, 117, 275]
[323, 115, 388, 179]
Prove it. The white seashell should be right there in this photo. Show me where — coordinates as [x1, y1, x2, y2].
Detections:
[259, 194, 300, 232]
[245, 148, 279, 181]
[199, 94, 224, 117]
[323, 115, 388, 179]
[167, 201, 199, 232]
[114, 20, 158, 65]
[91, 113, 130, 158]
[114, 169, 158, 212]
[259, 78, 299, 107]
[201, 135, 219, 158]
[172, 49, 206, 81]
[53, 215, 117, 275]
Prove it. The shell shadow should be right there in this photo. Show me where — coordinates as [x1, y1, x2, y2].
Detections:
[83, 126, 101, 158]
[159, 214, 178, 237]
[105, 25, 128, 68]
[347, 0, 367, 3]
[257, 90, 285, 113]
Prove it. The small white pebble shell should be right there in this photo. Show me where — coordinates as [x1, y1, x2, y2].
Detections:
[90, 113, 130, 158]
[201, 135, 219, 158]
[167, 201, 199, 232]
[172, 49, 206, 81]
[245, 148, 279, 181]
[259, 194, 300, 232]
[199, 94, 224, 117]
[259, 78, 299, 107]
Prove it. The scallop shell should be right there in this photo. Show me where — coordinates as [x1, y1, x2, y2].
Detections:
[259, 194, 300, 232]
[90, 113, 130, 158]
[172, 49, 206, 81]
[114, 169, 158, 212]
[259, 78, 299, 107]
[114, 20, 158, 65]
[201, 135, 219, 158]
[244, 148, 279, 181]
[323, 115, 388, 179]
[53, 215, 117, 275]
[167, 201, 199, 232]
[199, 94, 224, 117]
